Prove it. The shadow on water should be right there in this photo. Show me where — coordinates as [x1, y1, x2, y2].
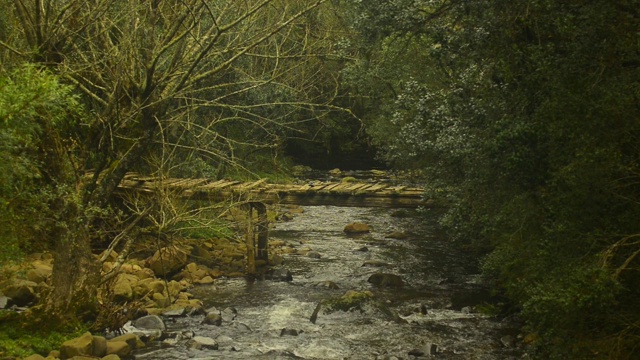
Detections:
[132, 205, 523, 360]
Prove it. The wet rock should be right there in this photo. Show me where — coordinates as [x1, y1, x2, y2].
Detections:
[362, 260, 392, 267]
[161, 337, 179, 348]
[195, 275, 215, 285]
[461, 306, 473, 314]
[355, 246, 369, 252]
[500, 335, 516, 348]
[204, 305, 219, 315]
[215, 335, 234, 346]
[408, 343, 438, 357]
[188, 336, 219, 350]
[313, 280, 339, 289]
[221, 307, 238, 322]
[306, 251, 322, 259]
[384, 231, 408, 240]
[162, 307, 187, 317]
[203, 312, 222, 326]
[344, 222, 370, 234]
[133, 315, 166, 331]
[265, 268, 293, 282]
[367, 273, 405, 287]
[280, 328, 302, 336]
[232, 322, 252, 332]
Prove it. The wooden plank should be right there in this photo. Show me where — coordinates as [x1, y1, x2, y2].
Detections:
[176, 179, 208, 188]
[211, 180, 240, 189]
[197, 179, 228, 189]
[234, 178, 268, 191]
[362, 183, 388, 192]
[318, 182, 343, 192]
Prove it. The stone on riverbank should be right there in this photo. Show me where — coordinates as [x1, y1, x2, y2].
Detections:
[133, 314, 166, 331]
[147, 247, 188, 276]
[188, 336, 219, 350]
[59, 332, 94, 359]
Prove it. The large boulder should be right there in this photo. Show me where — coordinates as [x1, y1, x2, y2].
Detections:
[147, 247, 188, 276]
[2, 279, 38, 306]
[367, 273, 405, 288]
[59, 332, 94, 359]
[343, 222, 370, 234]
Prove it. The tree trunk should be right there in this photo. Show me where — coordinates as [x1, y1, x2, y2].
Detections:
[44, 205, 101, 323]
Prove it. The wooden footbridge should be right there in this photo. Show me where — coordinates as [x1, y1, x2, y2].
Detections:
[116, 173, 429, 208]
[113, 173, 429, 274]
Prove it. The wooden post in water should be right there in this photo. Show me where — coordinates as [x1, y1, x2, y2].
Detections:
[253, 202, 269, 262]
[244, 202, 269, 276]
[244, 203, 256, 276]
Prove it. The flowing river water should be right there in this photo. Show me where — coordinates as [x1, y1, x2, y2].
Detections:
[131, 205, 524, 360]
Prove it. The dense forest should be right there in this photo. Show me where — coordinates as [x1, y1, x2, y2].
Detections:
[1, 1, 639, 359]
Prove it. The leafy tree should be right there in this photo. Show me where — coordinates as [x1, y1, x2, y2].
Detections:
[0, 65, 83, 264]
[347, 0, 640, 358]
[0, 0, 340, 326]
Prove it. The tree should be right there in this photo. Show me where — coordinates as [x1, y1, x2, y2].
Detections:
[1, 0, 338, 325]
[346, 0, 640, 358]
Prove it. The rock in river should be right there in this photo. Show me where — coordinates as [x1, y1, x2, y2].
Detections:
[367, 273, 405, 287]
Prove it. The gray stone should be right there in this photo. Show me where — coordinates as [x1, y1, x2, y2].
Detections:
[221, 307, 237, 322]
[189, 336, 218, 350]
[500, 335, 515, 348]
[266, 268, 293, 282]
[203, 312, 222, 326]
[162, 307, 187, 317]
[133, 315, 166, 331]
[0, 295, 10, 309]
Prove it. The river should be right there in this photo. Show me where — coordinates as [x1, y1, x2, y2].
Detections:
[131, 205, 523, 359]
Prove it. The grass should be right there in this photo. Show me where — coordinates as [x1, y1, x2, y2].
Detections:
[0, 311, 87, 358]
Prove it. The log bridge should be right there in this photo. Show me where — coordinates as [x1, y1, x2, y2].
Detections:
[114, 173, 429, 274]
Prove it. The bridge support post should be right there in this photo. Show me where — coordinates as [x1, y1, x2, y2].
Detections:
[244, 201, 269, 276]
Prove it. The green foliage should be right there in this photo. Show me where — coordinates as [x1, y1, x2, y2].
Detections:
[0, 64, 83, 262]
[348, 0, 640, 357]
[0, 311, 87, 358]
